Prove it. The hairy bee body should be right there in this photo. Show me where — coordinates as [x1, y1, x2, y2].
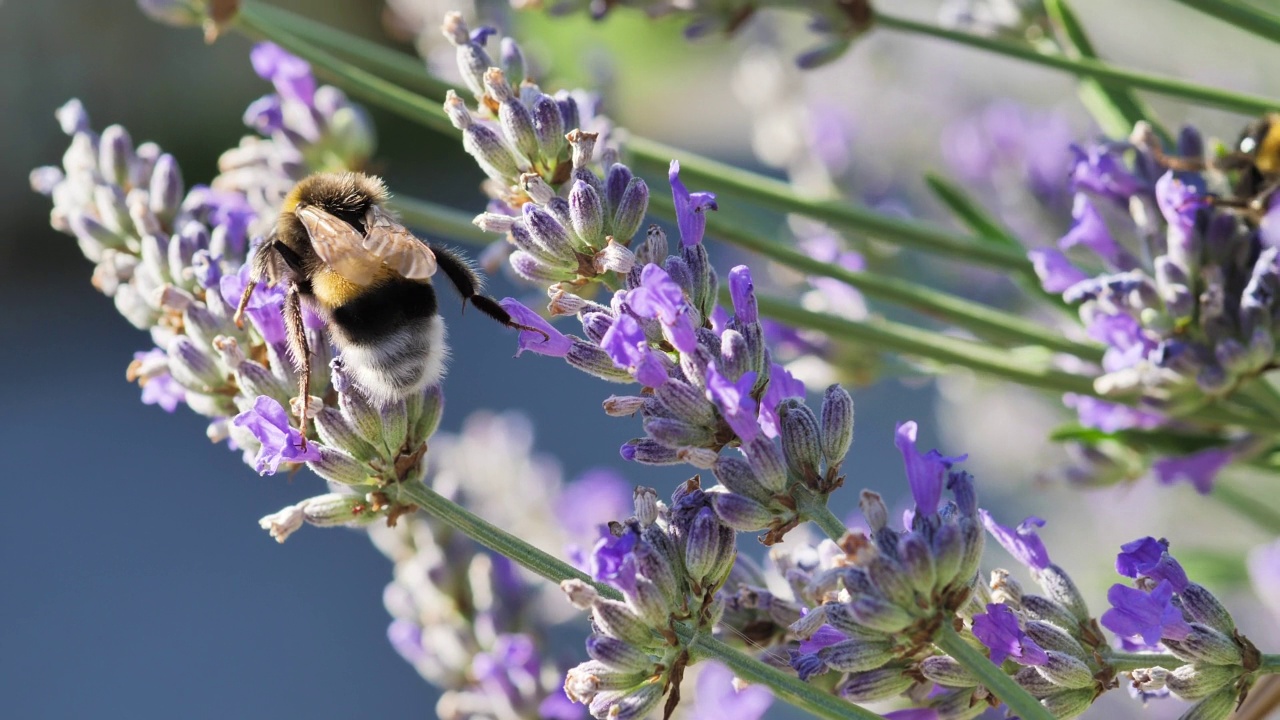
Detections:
[237, 172, 536, 429]
[1229, 112, 1280, 203]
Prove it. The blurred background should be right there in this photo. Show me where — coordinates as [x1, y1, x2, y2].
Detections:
[4, 0, 1279, 718]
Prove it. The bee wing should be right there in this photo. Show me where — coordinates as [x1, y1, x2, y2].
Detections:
[363, 205, 438, 280]
[295, 205, 380, 285]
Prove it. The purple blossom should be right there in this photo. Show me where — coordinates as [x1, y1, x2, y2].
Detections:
[980, 511, 1050, 572]
[589, 524, 639, 592]
[499, 298, 573, 357]
[598, 313, 669, 388]
[894, 421, 966, 515]
[709, 305, 732, 336]
[728, 265, 758, 325]
[1064, 394, 1163, 433]
[1087, 312, 1155, 374]
[538, 689, 587, 720]
[691, 662, 772, 720]
[1101, 580, 1192, 647]
[1116, 536, 1189, 592]
[1151, 448, 1232, 495]
[133, 349, 185, 412]
[250, 42, 316, 106]
[220, 262, 287, 344]
[1068, 143, 1147, 203]
[758, 363, 805, 439]
[243, 94, 284, 134]
[706, 367, 760, 443]
[231, 395, 321, 475]
[183, 185, 257, 256]
[472, 634, 539, 702]
[386, 619, 425, 665]
[972, 603, 1048, 666]
[558, 469, 634, 569]
[626, 265, 698, 353]
[1029, 248, 1088, 293]
[1155, 171, 1206, 241]
[798, 624, 845, 654]
[669, 160, 717, 247]
[1059, 194, 1135, 269]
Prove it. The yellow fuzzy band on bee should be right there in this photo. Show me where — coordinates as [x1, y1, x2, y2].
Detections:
[311, 265, 420, 309]
[1257, 115, 1280, 174]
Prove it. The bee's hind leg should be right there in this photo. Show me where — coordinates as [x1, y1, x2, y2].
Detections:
[430, 243, 550, 341]
[282, 281, 313, 447]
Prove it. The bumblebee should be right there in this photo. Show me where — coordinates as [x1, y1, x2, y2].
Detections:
[234, 171, 542, 434]
[1139, 114, 1280, 222]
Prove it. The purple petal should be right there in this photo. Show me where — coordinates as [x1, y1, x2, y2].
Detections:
[706, 367, 760, 443]
[980, 510, 1050, 572]
[499, 298, 573, 357]
[798, 624, 845, 654]
[758, 363, 805, 439]
[249, 42, 316, 106]
[242, 94, 284, 134]
[1029, 248, 1089, 294]
[1058, 194, 1136, 270]
[539, 689, 586, 720]
[231, 395, 320, 475]
[669, 160, 717, 247]
[692, 662, 772, 720]
[972, 603, 1047, 666]
[1116, 537, 1166, 578]
[1064, 394, 1164, 433]
[1101, 581, 1192, 646]
[894, 421, 966, 515]
[1151, 448, 1232, 495]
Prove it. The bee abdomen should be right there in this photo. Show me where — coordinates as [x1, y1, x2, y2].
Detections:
[329, 279, 448, 403]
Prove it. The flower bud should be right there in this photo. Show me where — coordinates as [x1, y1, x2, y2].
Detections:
[729, 265, 758, 325]
[568, 342, 634, 382]
[314, 406, 379, 461]
[566, 128, 596, 168]
[594, 238, 635, 275]
[836, 664, 914, 702]
[711, 456, 771, 504]
[560, 579, 599, 610]
[709, 490, 774, 531]
[307, 446, 370, 486]
[167, 335, 223, 391]
[530, 93, 566, 163]
[1035, 564, 1091, 624]
[1022, 594, 1079, 633]
[818, 639, 897, 674]
[590, 598, 654, 647]
[1166, 624, 1243, 666]
[1179, 686, 1237, 720]
[730, 438, 782, 496]
[520, 205, 576, 262]
[847, 594, 914, 633]
[586, 636, 654, 673]
[684, 506, 724, 584]
[148, 152, 183, 222]
[605, 682, 663, 720]
[604, 395, 646, 417]
[779, 399, 823, 487]
[633, 487, 659, 526]
[1038, 688, 1094, 718]
[898, 532, 937, 596]
[1165, 663, 1239, 700]
[1034, 651, 1094, 689]
[634, 225, 668, 267]
[644, 418, 713, 447]
[407, 384, 444, 447]
[920, 655, 979, 687]
[820, 384, 854, 464]
[718, 329, 751, 382]
[569, 179, 605, 247]
[621, 438, 680, 465]
[1179, 583, 1235, 634]
[626, 576, 675, 628]
[683, 242, 717, 316]
[99, 124, 134, 186]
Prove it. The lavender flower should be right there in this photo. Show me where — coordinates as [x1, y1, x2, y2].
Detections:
[561, 480, 738, 718]
[972, 603, 1048, 666]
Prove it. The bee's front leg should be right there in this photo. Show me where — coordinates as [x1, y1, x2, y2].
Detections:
[282, 281, 312, 447]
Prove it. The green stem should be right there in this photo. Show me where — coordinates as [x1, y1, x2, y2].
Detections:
[392, 479, 875, 720]
[1104, 652, 1184, 672]
[388, 196, 491, 246]
[1211, 482, 1280, 535]
[628, 136, 1034, 275]
[649, 193, 1102, 361]
[1167, 0, 1280, 46]
[1239, 375, 1280, 422]
[686, 635, 883, 720]
[248, 2, 456, 99]
[795, 490, 849, 542]
[874, 12, 1280, 116]
[933, 623, 1053, 720]
[235, 4, 456, 136]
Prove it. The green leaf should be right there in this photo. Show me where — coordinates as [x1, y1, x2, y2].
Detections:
[923, 173, 1021, 250]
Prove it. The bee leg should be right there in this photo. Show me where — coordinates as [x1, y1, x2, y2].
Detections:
[233, 281, 257, 329]
[430, 243, 551, 341]
[283, 281, 312, 448]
